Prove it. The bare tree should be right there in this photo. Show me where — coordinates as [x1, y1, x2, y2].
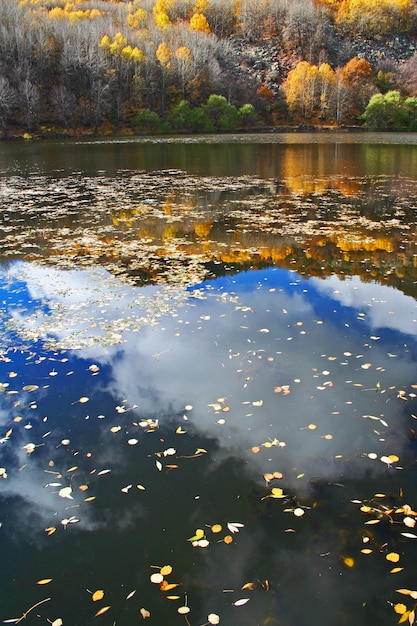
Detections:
[0, 75, 17, 136]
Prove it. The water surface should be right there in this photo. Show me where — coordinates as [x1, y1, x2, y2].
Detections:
[1, 134, 417, 626]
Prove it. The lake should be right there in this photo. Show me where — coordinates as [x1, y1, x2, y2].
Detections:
[1, 133, 417, 626]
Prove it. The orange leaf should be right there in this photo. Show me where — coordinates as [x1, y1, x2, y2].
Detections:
[223, 535, 233, 544]
[95, 606, 111, 617]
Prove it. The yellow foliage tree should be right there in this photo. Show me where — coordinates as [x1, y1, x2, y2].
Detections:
[335, 0, 414, 34]
[156, 42, 172, 67]
[189, 12, 211, 34]
[318, 63, 337, 119]
[127, 8, 148, 29]
[283, 61, 319, 119]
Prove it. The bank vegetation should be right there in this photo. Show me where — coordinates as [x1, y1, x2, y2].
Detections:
[1, 0, 417, 136]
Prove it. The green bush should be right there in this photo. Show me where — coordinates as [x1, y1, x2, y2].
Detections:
[204, 95, 238, 130]
[362, 90, 417, 130]
[134, 109, 164, 132]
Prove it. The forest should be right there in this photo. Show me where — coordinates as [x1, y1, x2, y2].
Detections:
[0, 0, 417, 136]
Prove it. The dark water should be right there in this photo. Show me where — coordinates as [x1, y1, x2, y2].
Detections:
[1, 135, 417, 626]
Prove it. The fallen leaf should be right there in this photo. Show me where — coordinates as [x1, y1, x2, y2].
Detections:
[37, 578, 52, 585]
[208, 613, 220, 624]
[94, 605, 111, 617]
[233, 598, 250, 606]
[386, 552, 400, 563]
[92, 590, 104, 602]
[140, 608, 151, 619]
[178, 606, 190, 615]
[58, 486, 73, 499]
[150, 573, 164, 584]
[211, 524, 222, 534]
[160, 565, 173, 576]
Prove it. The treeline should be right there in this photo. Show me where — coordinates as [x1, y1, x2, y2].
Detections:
[0, 0, 417, 136]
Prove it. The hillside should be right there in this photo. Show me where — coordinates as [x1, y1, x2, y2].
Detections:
[0, 0, 417, 136]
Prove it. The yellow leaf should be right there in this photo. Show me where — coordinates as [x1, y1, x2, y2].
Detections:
[399, 611, 411, 624]
[361, 549, 373, 554]
[343, 557, 354, 568]
[160, 565, 172, 576]
[195, 448, 207, 455]
[270, 487, 284, 498]
[395, 604, 408, 615]
[167, 596, 180, 600]
[364, 519, 381, 525]
[386, 552, 400, 563]
[95, 605, 111, 617]
[223, 535, 233, 544]
[188, 528, 204, 542]
[84, 496, 96, 502]
[391, 568, 404, 574]
[251, 446, 260, 454]
[92, 590, 104, 602]
[37, 578, 52, 585]
[45, 527, 56, 536]
[79, 397, 89, 403]
[140, 607, 151, 618]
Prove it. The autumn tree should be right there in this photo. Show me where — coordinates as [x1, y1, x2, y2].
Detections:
[339, 56, 375, 120]
[283, 61, 320, 119]
[156, 41, 172, 116]
[335, 0, 415, 36]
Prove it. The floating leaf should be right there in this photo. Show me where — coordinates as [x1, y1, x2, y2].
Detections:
[233, 598, 250, 606]
[404, 517, 416, 527]
[160, 565, 172, 576]
[79, 397, 89, 403]
[160, 581, 179, 591]
[128, 439, 138, 446]
[211, 524, 222, 534]
[227, 522, 244, 534]
[364, 519, 381, 525]
[37, 578, 52, 585]
[343, 557, 354, 568]
[401, 533, 417, 539]
[395, 605, 407, 615]
[92, 590, 104, 602]
[150, 573, 164, 584]
[126, 590, 136, 600]
[58, 486, 73, 499]
[391, 568, 404, 574]
[188, 529, 204, 542]
[51, 619, 63, 626]
[178, 606, 191, 615]
[94, 606, 110, 617]
[223, 535, 233, 544]
[140, 608, 151, 619]
[270, 488, 285, 499]
[208, 613, 220, 624]
[156, 460, 163, 471]
[386, 552, 400, 563]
